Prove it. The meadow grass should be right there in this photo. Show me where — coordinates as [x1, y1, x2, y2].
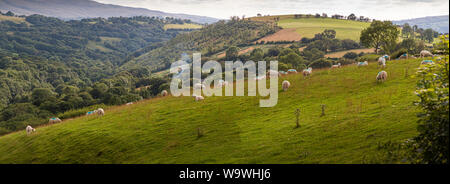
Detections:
[0, 15, 27, 24]
[0, 59, 422, 164]
[164, 23, 203, 30]
[278, 18, 370, 41]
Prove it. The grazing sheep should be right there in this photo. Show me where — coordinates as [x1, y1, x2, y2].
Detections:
[383, 55, 391, 61]
[255, 75, 266, 81]
[194, 83, 205, 89]
[376, 71, 388, 82]
[86, 110, 97, 116]
[378, 57, 386, 68]
[331, 63, 341, 69]
[194, 95, 204, 101]
[26, 125, 36, 135]
[302, 67, 312, 77]
[398, 53, 408, 60]
[287, 69, 298, 74]
[97, 108, 105, 116]
[217, 80, 228, 87]
[420, 50, 433, 58]
[282, 80, 291, 91]
[357, 61, 368, 66]
[126, 102, 133, 106]
[49, 118, 61, 124]
[421, 60, 434, 65]
[266, 70, 280, 78]
[161, 90, 168, 96]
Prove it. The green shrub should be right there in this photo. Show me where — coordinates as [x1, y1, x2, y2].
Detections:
[391, 48, 408, 59]
[57, 104, 107, 120]
[343, 52, 358, 59]
[409, 36, 449, 164]
[309, 58, 332, 69]
[358, 54, 380, 62]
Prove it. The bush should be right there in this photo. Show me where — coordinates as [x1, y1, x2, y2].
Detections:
[409, 36, 449, 164]
[343, 52, 358, 59]
[337, 58, 356, 66]
[391, 48, 408, 59]
[358, 54, 380, 62]
[309, 58, 332, 69]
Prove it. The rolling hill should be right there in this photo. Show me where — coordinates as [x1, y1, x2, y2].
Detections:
[121, 20, 278, 72]
[0, 58, 422, 164]
[0, 0, 219, 24]
[249, 15, 371, 42]
[393, 15, 449, 34]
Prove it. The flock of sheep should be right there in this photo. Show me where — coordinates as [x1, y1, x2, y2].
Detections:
[370, 50, 437, 82]
[25, 50, 440, 135]
[26, 108, 105, 135]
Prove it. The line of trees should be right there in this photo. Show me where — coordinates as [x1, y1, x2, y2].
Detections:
[401, 23, 440, 43]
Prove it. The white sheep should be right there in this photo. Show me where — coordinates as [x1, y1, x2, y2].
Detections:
[357, 61, 368, 66]
[194, 83, 206, 89]
[282, 80, 291, 91]
[302, 67, 312, 77]
[331, 63, 341, 69]
[266, 70, 280, 78]
[126, 102, 134, 106]
[26, 125, 36, 135]
[217, 80, 228, 87]
[194, 95, 204, 101]
[86, 110, 97, 116]
[420, 50, 433, 58]
[376, 71, 388, 82]
[254, 75, 266, 81]
[378, 57, 386, 68]
[49, 118, 61, 124]
[161, 90, 168, 96]
[421, 60, 434, 65]
[287, 69, 298, 74]
[97, 108, 105, 116]
[398, 53, 408, 60]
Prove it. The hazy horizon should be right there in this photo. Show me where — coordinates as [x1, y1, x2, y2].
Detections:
[94, 0, 449, 21]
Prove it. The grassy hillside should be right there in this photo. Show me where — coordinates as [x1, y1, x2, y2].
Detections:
[0, 58, 422, 164]
[121, 20, 278, 72]
[249, 15, 370, 41]
[164, 23, 203, 30]
[278, 18, 370, 41]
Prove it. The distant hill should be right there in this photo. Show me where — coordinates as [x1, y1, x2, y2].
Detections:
[121, 20, 278, 72]
[393, 15, 449, 33]
[0, 0, 219, 24]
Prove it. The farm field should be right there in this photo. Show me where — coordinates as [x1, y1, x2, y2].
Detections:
[278, 18, 371, 41]
[325, 48, 376, 58]
[0, 58, 423, 164]
[256, 28, 303, 42]
[164, 23, 203, 30]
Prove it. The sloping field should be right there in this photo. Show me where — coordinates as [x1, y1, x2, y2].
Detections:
[0, 15, 28, 24]
[278, 18, 370, 41]
[256, 28, 303, 42]
[0, 59, 422, 164]
[163, 23, 203, 30]
[325, 48, 376, 58]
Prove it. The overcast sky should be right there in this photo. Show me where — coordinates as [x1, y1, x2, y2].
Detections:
[94, 0, 449, 20]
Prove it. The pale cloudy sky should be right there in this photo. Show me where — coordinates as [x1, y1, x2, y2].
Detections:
[94, 0, 449, 20]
